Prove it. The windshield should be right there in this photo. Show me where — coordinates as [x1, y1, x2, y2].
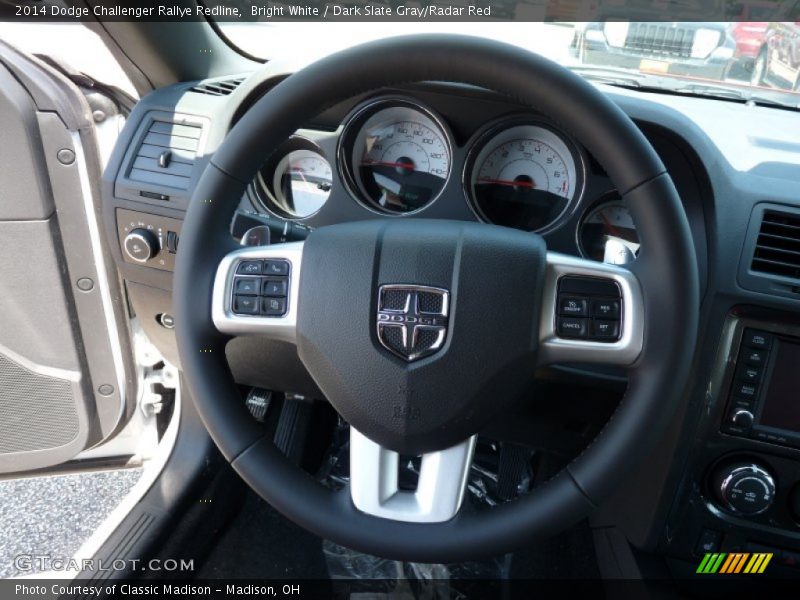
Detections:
[215, 17, 800, 108]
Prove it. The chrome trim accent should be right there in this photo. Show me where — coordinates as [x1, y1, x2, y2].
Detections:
[122, 230, 155, 263]
[349, 428, 476, 523]
[719, 464, 775, 516]
[211, 242, 304, 343]
[538, 252, 644, 366]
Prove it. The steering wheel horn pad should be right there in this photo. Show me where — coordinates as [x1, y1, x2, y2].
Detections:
[297, 219, 547, 455]
[174, 34, 699, 561]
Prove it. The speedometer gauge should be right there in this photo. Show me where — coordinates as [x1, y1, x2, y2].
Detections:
[467, 123, 582, 231]
[343, 101, 451, 214]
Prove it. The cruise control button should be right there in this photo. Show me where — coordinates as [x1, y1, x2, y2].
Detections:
[262, 296, 287, 316]
[593, 299, 620, 320]
[233, 295, 259, 315]
[264, 260, 290, 276]
[558, 296, 588, 317]
[234, 278, 260, 296]
[743, 329, 771, 350]
[262, 278, 288, 297]
[237, 260, 262, 275]
[743, 349, 767, 367]
[557, 317, 588, 338]
[592, 320, 619, 340]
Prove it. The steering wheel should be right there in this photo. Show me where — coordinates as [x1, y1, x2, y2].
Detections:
[174, 34, 698, 563]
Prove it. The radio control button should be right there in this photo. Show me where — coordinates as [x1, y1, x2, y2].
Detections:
[743, 329, 772, 350]
[234, 278, 260, 296]
[734, 381, 758, 399]
[262, 296, 287, 316]
[737, 365, 761, 383]
[262, 278, 288, 297]
[743, 349, 767, 367]
[731, 409, 755, 430]
[233, 295, 259, 315]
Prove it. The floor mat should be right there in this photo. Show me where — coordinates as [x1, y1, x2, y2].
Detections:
[0, 468, 142, 578]
[198, 490, 600, 581]
[197, 492, 330, 579]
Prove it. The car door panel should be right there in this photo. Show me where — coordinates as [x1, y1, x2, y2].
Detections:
[0, 42, 135, 473]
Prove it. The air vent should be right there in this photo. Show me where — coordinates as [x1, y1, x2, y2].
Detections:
[751, 210, 800, 280]
[189, 77, 245, 96]
[128, 119, 202, 190]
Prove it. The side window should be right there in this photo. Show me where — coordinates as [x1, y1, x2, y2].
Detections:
[0, 21, 137, 98]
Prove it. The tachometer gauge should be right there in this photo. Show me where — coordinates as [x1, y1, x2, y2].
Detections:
[579, 198, 640, 264]
[468, 123, 582, 231]
[344, 102, 451, 214]
[271, 149, 332, 218]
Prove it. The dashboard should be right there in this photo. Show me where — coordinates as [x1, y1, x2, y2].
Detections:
[101, 60, 800, 577]
[237, 83, 708, 273]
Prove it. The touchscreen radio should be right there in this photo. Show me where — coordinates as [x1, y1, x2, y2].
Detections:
[723, 328, 800, 448]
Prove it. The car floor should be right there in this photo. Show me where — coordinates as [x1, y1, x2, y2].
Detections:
[196, 490, 600, 581]
[0, 467, 142, 578]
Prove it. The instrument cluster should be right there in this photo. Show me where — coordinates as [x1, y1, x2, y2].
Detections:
[249, 95, 639, 262]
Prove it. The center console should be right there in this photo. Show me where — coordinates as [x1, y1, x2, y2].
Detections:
[664, 311, 800, 571]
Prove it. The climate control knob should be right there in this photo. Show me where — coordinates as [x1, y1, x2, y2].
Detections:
[713, 462, 775, 516]
[123, 228, 159, 263]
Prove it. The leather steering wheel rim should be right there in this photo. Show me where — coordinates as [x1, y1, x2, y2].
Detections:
[174, 34, 699, 562]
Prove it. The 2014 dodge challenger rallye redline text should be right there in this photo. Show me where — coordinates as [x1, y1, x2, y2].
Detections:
[1, 0, 800, 597]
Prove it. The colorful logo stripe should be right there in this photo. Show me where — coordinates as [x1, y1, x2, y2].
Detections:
[696, 552, 772, 574]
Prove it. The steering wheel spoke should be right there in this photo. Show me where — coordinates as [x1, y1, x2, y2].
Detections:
[537, 252, 644, 368]
[211, 241, 304, 343]
[349, 428, 476, 523]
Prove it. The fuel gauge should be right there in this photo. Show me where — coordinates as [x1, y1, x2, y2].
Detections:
[578, 198, 640, 263]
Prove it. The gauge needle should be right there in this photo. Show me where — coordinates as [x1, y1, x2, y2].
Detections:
[599, 210, 622, 238]
[478, 177, 537, 189]
[362, 160, 416, 170]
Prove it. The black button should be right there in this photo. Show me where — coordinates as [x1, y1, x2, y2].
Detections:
[234, 278, 260, 296]
[694, 530, 720, 555]
[743, 349, 767, 367]
[592, 320, 620, 339]
[593, 299, 620, 320]
[237, 260, 262, 275]
[264, 260, 290, 276]
[233, 295, 259, 315]
[262, 278, 288, 297]
[558, 296, 588, 317]
[743, 329, 772, 350]
[557, 317, 588, 338]
[166, 230, 179, 254]
[737, 364, 761, 383]
[262, 296, 287, 316]
[733, 381, 758, 399]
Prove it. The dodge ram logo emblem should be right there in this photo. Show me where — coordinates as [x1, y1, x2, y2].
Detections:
[376, 285, 449, 362]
